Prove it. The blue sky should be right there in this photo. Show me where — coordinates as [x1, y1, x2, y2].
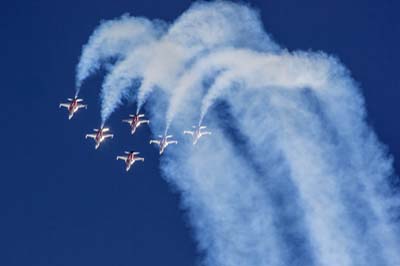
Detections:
[0, 1, 399, 266]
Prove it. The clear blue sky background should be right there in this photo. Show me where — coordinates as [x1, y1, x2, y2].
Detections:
[0, 1, 399, 265]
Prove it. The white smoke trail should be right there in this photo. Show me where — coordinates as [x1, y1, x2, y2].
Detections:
[100, 46, 152, 125]
[166, 49, 326, 126]
[93, 1, 278, 124]
[134, 40, 193, 116]
[190, 49, 400, 265]
[162, 128, 285, 266]
[191, 50, 400, 265]
[75, 15, 164, 96]
[76, 1, 400, 265]
[197, 50, 328, 122]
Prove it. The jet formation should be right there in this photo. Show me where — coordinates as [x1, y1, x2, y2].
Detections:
[60, 95, 211, 172]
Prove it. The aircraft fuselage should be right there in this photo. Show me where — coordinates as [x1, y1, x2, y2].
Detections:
[130, 116, 140, 134]
[125, 153, 135, 170]
[68, 100, 79, 119]
[159, 139, 168, 154]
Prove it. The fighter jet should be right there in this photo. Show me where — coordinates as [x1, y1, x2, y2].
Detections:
[85, 127, 114, 149]
[122, 114, 149, 135]
[150, 135, 178, 155]
[59, 96, 87, 120]
[116, 151, 144, 172]
[183, 125, 211, 145]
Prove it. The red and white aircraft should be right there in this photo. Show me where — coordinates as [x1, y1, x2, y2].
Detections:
[150, 135, 178, 155]
[184, 125, 211, 145]
[116, 151, 144, 172]
[122, 114, 149, 135]
[85, 127, 114, 149]
[59, 96, 87, 120]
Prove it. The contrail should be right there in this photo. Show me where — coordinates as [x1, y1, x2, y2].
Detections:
[76, 1, 400, 265]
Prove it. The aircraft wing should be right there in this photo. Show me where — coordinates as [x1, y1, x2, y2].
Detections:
[200, 131, 212, 136]
[77, 104, 87, 109]
[104, 134, 114, 139]
[117, 156, 128, 161]
[150, 140, 161, 145]
[138, 120, 149, 125]
[134, 157, 144, 162]
[86, 134, 96, 139]
[59, 103, 70, 108]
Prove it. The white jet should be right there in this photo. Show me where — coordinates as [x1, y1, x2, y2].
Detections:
[59, 96, 87, 120]
[116, 151, 144, 172]
[150, 135, 178, 155]
[85, 127, 114, 149]
[183, 125, 211, 145]
[122, 114, 149, 135]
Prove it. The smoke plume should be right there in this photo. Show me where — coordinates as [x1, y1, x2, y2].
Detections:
[76, 1, 400, 265]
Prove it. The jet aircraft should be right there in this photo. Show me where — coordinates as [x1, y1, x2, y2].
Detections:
[150, 135, 178, 155]
[59, 96, 87, 119]
[85, 127, 114, 149]
[122, 114, 149, 135]
[116, 151, 144, 171]
[183, 125, 211, 145]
